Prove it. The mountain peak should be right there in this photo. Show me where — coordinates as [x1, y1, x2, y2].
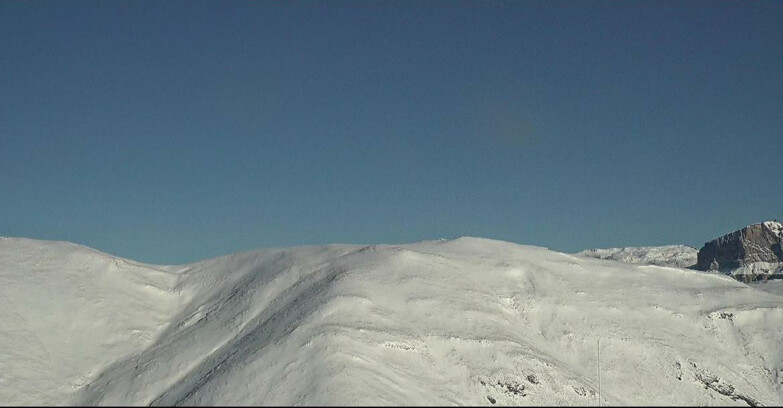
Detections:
[696, 220, 783, 279]
[761, 220, 783, 236]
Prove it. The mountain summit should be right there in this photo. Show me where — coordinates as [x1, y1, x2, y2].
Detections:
[696, 221, 783, 281]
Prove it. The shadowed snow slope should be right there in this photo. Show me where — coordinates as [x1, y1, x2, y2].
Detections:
[2, 236, 783, 406]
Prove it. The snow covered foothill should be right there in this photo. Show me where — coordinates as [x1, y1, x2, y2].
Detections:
[2, 236, 783, 406]
[751, 279, 783, 297]
[576, 245, 698, 269]
[731, 262, 783, 282]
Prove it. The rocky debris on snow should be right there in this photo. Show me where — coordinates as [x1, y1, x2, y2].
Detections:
[691, 363, 761, 407]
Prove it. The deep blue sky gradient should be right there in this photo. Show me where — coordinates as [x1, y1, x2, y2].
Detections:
[2, 1, 782, 264]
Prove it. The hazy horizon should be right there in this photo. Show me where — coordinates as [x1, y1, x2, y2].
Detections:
[2, 1, 781, 264]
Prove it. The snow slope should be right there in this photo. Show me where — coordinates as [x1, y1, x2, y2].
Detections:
[2, 237, 783, 406]
[576, 245, 698, 269]
[0, 237, 185, 405]
[750, 280, 783, 298]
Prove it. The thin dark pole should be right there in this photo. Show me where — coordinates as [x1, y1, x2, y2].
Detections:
[598, 339, 601, 407]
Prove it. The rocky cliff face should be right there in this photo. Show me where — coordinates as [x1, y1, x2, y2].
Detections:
[696, 221, 783, 277]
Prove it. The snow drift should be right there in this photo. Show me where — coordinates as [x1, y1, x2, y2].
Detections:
[2, 236, 783, 406]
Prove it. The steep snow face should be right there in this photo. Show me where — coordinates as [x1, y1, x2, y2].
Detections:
[762, 221, 783, 237]
[576, 245, 698, 269]
[3, 237, 783, 406]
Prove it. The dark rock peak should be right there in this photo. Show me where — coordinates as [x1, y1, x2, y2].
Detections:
[696, 221, 783, 272]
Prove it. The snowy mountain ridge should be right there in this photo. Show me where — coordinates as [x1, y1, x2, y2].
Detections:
[762, 221, 783, 236]
[2, 236, 783, 406]
[576, 245, 698, 269]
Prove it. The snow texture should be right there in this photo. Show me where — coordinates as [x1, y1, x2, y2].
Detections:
[761, 221, 782, 237]
[2, 236, 783, 406]
[576, 245, 698, 269]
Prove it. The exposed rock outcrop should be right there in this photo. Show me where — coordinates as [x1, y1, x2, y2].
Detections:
[696, 221, 783, 280]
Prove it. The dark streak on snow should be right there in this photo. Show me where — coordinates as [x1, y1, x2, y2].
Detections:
[693, 365, 762, 407]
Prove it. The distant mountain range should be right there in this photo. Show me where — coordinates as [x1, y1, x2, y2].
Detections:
[580, 220, 783, 283]
[577, 245, 698, 269]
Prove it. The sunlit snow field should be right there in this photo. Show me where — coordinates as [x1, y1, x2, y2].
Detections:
[1, 236, 782, 406]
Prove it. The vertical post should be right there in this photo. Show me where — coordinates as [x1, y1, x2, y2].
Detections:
[598, 339, 601, 407]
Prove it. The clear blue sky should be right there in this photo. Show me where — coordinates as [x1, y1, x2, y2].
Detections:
[2, 1, 781, 264]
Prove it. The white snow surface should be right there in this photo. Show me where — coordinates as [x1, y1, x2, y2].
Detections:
[576, 245, 698, 269]
[761, 221, 782, 237]
[731, 262, 783, 280]
[750, 280, 783, 298]
[2, 236, 783, 406]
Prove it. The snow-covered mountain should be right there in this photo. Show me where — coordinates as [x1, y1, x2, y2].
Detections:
[2, 236, 783, 406]
[0, 237, 184, 405]
[576, 245, 698, 269]
[696, 221, 783, 281]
